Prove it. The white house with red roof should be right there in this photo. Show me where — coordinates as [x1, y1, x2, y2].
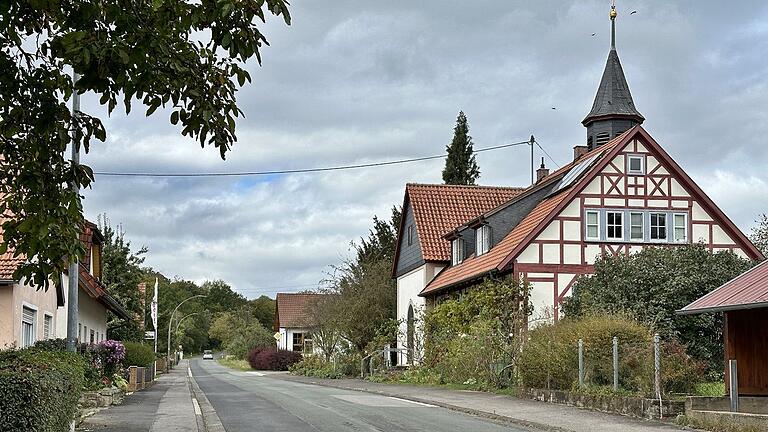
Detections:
[392, 8, 763, 365]
[274, 292, 326, 353]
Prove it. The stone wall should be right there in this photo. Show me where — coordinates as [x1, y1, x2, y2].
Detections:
[521, 388, 685, 420]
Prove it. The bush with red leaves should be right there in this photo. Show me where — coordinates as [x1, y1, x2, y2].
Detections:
[247, 347, 302, 371]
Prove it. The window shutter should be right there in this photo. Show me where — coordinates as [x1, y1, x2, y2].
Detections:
[22, 307, 35, 324]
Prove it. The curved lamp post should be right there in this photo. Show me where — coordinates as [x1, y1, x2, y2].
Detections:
[167, 295, 206, 368]
[171, 312, 201, 362]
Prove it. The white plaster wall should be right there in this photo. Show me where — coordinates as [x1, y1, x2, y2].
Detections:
[396, 265, 427, 365]
[529, 280, 554, 326]
[0, 282, 59, 348]
[56, 278, 108, 343]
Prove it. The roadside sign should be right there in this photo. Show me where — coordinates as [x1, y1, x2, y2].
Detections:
[145, 331, 155, 340]
[273, 332, 281, 341]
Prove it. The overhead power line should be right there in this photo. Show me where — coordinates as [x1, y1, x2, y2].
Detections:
[93, 139, 537, 178]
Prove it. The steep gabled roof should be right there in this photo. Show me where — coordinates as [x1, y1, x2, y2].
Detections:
[422, 192, 569, 296]
[679, 260, 768, 314]
[420, 126, 763, 297]
[421, 129, 634, 296]
[275, 293, 324, 329]
[393, 184, 525, 273]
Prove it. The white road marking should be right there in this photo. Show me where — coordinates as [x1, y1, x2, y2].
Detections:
[192, 397, 202, 415]
[246, 371, 265, 376]
[187, 367, 192, 378]
[387, 397, 437, 407]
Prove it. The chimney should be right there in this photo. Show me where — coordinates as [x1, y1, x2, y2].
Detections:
[573, 145, 589, 161]
[536, 158, 549, 183]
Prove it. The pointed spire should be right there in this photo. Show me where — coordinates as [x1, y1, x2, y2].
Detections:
[582, 2, 644, 149]
[610, 4, 617, 50]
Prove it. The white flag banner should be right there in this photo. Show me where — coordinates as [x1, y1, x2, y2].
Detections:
[151, 277, 158, 331]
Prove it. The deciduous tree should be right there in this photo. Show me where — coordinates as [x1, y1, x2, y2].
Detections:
[563, 244, 753, 373]
[0, 0, 290, 288]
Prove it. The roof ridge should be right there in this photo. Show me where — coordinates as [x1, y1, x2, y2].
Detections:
[406, 183, 525, 190]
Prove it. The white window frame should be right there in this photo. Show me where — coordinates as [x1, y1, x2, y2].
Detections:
[475, 225, 492, 256]
[451, 238, 465, 265]
[585, 210, 600, 241]
[673, 213, 688, 243]
[407, 225, 414, 246]
[43, 313, 53, 340]
[649, 212, 668, 242]
[627, 154, 645, 175]
[21, 303, 38, 348]
[605, 211, 624, 241]
[629, 212, 644, 242]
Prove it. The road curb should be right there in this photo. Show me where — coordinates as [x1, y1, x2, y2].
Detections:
[275, 375, 570, 432]
[187, 365, 226, 432]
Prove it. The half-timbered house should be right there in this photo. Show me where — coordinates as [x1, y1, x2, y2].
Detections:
[392, 7, 763, 365]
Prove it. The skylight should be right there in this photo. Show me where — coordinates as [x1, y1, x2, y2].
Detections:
[553, 153, 602, 193]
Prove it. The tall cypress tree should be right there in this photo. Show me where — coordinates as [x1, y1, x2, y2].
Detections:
[442, 111, 480, 185]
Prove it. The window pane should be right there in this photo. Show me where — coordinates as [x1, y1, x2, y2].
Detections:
[629, 157, 642, 172]
[675, 227, 686, 241]
[674, 214, 685, 227]
[587, 225, 598, 238]
[586, 212, 598, 225]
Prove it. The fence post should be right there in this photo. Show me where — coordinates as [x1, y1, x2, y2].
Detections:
[729, 359, 739, 412]
[654, 333, 662, 419]
[578, 338, 584, 387]
[612, 336, 619, 391]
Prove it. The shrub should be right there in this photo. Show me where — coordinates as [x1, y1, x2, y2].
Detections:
[520, 314, 651, 392]
[247, 347, 301, 371]
[0, 348, 86, 432]
[289, 355, 344, 379]
[226, 328, 275, 360]
[122, 342, 155, 368]
[519, 314, 705, 395]
[422, 276, 530, 388]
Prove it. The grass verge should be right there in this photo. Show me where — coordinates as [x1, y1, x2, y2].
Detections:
[217, 357, 252, 371]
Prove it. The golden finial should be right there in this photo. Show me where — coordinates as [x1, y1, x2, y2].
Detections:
[610, 5, 617, 20]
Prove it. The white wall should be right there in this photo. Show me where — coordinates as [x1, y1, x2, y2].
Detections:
[56, 277, 108, 344]
[277, 327, 323, 355]
[396, 263, 444, 366]
[0, 282, 59, 348]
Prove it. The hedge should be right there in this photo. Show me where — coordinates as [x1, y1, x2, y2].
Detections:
[122, 342, 155, 368]
[247, 347, 301, 371]
[0, 348, 86, 432]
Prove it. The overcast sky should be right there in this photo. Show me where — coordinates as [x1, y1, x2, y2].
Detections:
[80, 1, 768, 299]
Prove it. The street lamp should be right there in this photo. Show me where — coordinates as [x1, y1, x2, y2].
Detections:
[171, 312, 201, 363]
[167, 295, 206, 368]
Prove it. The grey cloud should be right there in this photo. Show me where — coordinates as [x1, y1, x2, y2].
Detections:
[81, 0, 768, 298]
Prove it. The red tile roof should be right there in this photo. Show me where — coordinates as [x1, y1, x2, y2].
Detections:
[275, 293, 325, 329]
[679, 260, 768, 314]
[406, 184, 525, 262]
[0, 252, 25, 281]
[420, 131, 633, 296]
[422, 192, 570, 295]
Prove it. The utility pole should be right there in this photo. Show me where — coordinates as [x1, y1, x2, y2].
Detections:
[66, 73, 81, 353]
[529, 135, 535, 186]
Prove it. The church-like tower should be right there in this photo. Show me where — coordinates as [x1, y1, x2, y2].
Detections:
[583, 4, 644, 150]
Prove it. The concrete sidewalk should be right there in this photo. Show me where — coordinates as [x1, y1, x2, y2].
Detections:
[277, 374, 687, 432]
[79, 360, 202, 432]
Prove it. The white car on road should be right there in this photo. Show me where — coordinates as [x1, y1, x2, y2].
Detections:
[202, 350, 214, 360]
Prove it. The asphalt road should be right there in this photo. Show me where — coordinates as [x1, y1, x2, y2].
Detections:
[190, 359, 532, 432]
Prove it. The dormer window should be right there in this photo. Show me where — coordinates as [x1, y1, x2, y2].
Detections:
[475, 225, 492, 256]
[451, 238, 465, 265]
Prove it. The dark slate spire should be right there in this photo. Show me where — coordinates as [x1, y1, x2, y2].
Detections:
[582, 4, 644, 150]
